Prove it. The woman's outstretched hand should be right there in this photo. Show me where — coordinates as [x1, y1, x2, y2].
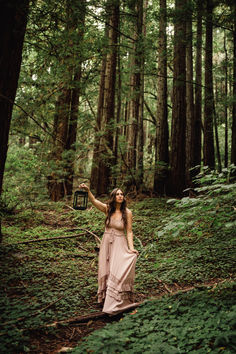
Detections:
[79, 183, 89, 191]
[129, 248, 139, 256]
[79, 183, 107, 213]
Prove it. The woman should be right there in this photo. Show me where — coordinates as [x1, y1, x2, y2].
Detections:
[79, 183, 138, 315]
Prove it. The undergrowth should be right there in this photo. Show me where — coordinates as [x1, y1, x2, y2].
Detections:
[71, 282, 236, 353]
[0, 168, 235, 352]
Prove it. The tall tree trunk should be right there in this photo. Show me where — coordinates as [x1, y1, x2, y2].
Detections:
[126, 48, 137, 183]
[48, 0, 86, 200]
[126, 0, 143, 192]
[0, 0, 29, 240]
[231, 3, 236, 165]
[203, 0, 215, 169]
[65, 68, 82, 196]
[90, 55, 107, 193]
[48, 89, 71, 201]
[213, 97, 222, 172]
[185, 3, 194, 186]
[223, 30, 228, 168]
[113, 29, 121, 187]
[137, 0, 146, 190]
[167, 0, 187, 197]
[192, 0, 202, 178]
[65, 0, 86, 196]
[154, 0, 169, 195]
[96, 0, 119, 195]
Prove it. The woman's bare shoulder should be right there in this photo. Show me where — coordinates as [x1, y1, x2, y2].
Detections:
[126, 208, 132, 216]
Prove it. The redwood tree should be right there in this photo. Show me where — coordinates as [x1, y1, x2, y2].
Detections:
[168, 0, 187, 196]
[203, 0, 215, 169]
[90, 0, 119, 195]
[154, 0, 169, 195]
[65, 0, 86, 196]
[223, 30, 228, 168]
[48, 89, 71, 201]
[0, 0, 29, 239]
[192, 0, 203, 177]
[185, 1, 194, 186]
[137, 0, 145, 190]
[48, 0, 86, 201]
[125, 0, 143, 192]
[231, 2, 236, 165]
[90, 54, 107, 193]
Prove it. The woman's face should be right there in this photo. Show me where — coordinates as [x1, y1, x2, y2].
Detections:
[115, 189, 124, 204]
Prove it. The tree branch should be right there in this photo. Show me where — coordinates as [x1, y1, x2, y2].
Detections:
[1, 296, 64, 326]
[10, 228, 101, 245]
[0, 93, 63, 144]
[144, 100, 157, 125]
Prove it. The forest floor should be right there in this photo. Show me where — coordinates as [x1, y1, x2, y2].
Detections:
[0, 187, 236, 353]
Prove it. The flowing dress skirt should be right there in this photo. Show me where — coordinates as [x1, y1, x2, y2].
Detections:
[97, 228, 137, 314]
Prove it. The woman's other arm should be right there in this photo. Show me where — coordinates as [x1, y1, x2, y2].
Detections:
[79, 183, 107, 214]
[126, 209, 139, 255]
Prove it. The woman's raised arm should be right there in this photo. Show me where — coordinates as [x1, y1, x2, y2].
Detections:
[79, 183, 107, 214]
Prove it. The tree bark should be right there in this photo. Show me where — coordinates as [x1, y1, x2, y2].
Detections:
[223, 30, 228, 169]
[192, 0, 202, 178]
[0, 0, 29, 240]
[203, 0, 215, 169]
[64, 69, 81, 196]
[213, 97, 222, 173]
[92, 0, 119, 195]
[126, 0, 143, 192]
[126, 47, 137, 177]
[48, 89, 71, 201]
[65, 0, 86, 196]
[154, 0, 169, 195]
[185, 3, 194, 186]
[137, 0, 146, 191]
[167, 0, 187, 197]
[113, 28, 121, 187]
[48, 0, 86, 200]
[231, 3, 236, 165]
[90, 55, 107, 193]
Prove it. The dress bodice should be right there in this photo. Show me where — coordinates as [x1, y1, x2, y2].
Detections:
[105, 215, 125, 233]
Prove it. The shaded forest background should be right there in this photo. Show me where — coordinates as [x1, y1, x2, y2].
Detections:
[1, 0, 236, 232]
[0, 1, 236, 352]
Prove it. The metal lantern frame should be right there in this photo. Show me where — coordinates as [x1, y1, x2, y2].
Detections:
[73, 190, 88, 210]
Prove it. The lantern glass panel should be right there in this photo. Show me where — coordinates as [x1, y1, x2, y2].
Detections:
[73, 190, 88, 210]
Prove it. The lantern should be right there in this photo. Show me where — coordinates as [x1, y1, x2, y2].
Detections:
[73, 190, 88, 210]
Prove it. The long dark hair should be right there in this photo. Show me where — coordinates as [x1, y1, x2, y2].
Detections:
[105, 188, 127, 229]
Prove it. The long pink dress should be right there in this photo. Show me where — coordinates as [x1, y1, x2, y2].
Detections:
[97, 216, 137, 315]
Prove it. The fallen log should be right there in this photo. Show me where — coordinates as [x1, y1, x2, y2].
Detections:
[28, 279, 232, 331]
[65, 228, 101, 244]
[48, 279, 232, 327]
[6, 228, 101, 245]
[11, 233, 87, 244]
[47, 302, 143, 327]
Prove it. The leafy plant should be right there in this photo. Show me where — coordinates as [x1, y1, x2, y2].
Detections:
[71, 282, 236, 353]
[0, 174, 235, 352]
